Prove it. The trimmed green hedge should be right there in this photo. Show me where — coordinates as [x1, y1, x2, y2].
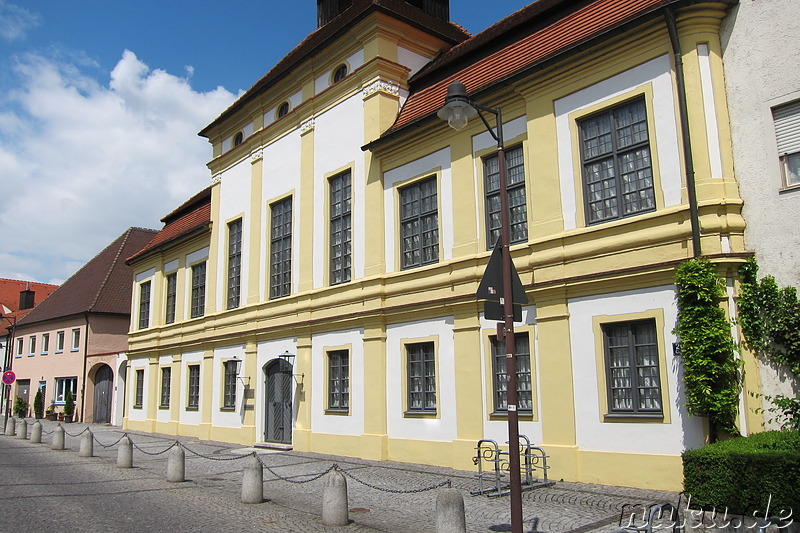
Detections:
[683, 431, 800, 515]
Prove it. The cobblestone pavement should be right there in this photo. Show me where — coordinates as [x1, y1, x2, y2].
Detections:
[0, 418, 682, 532]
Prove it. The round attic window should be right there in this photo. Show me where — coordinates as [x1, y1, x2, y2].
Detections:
[233, 131, 244, 147]
[277, 102, 290, 118]
[333, 64, 348, 84]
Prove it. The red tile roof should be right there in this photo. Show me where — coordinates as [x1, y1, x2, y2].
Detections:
[199, 0, 470, 138]
[15, 227, 158, 327]
[127, 187, 212, 264]
[0, 279, 58, 336]
[384, 0, 677, 137]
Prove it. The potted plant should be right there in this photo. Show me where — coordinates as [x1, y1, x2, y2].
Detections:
[63, 392, 75, 423]
[48, 401, 58, 421]
[13, 395, 29, 419]
[33, 389, 44, 419]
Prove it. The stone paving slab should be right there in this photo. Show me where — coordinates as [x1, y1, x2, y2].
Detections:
[4, 418, 683, 532]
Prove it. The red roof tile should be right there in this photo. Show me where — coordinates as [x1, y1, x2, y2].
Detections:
[0, 279, 58, 336]
[127, 188, 212, 264]
[15, 227, 157, 326]
[387, 0, 671, 135]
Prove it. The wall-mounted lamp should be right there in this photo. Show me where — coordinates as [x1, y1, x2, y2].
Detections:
[227, 356, 250, 386]
[279, 351, 304, 386]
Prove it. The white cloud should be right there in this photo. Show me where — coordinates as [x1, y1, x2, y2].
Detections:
[0, 49, 236, 283]
[0, 1, 39, 42]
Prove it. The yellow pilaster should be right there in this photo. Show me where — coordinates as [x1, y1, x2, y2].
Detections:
[170, 353, 181, 425]
[199, 348, 214, 440]
[534, 287, 578, 480]
[525, 96, 565, 238]
[147, 356, 159, 431]
[248, 155, 263, 304]
[242, 340, 257, 432]
[361, 321, 388, 460]
[298, 128, 315, 293]
[452, 305, 484, 458]
[449, 131, 479, 258]
[295, 332, 312, 441]
[206, 182, 221, 313]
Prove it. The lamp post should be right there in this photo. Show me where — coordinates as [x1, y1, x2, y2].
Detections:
[438, 80, 524, 533]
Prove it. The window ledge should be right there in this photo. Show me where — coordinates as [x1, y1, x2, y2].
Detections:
[185, 406, 199, 412]
[158, 405, 170, 410]
[779, 183, 800, 194]
[403, 410, 437, 418]
[325, 409, 350, 416]
[220, 406, 236, 412]
[133, 405, 143, 409]
[490, 411, 534, 421]
[603, 413, 664, 423]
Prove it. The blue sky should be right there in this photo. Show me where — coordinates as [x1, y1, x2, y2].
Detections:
[0, 0, 532, 284]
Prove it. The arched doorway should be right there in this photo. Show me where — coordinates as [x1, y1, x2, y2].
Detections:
[93, 364, 113, 424]
[264, 359, 293, 444]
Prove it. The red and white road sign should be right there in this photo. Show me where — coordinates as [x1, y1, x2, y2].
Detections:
[1, 371, 15, 385]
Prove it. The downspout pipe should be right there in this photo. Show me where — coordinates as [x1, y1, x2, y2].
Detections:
[665, 6, 702, 258]
[80, 312, 89, 423]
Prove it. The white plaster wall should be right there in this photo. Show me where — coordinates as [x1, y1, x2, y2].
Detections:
[256, 338, 299, 442]
[383, 147, 453, 273]
[310, 329, 364, 436]
[478, 306, 543, 444]
[134, 268, 155, 331]
[211, 344, 246, 428]
[720, 0, 800, 415]
[315, 49, 365, 94]
[127, 358, 148, 422]
[156, 354, 173, 424]
[398, 47, 430, 78]
[386, 317, 457, 442]
[113, 354, 127, 426]
[216, 159, 252, 312]
[313, 93, 366, 287]
[567, 286, 705, 454]
[259, 130, 302, 300]
[555, 55, 682, 230]
[179, 350, 203, 427]
[265, 90, 303, 126]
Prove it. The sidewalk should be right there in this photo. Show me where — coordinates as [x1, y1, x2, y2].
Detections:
[2, 417, 680, 532]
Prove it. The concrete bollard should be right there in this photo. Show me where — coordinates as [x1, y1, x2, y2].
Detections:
[30, 421, 42, 443]
[435, 489, 467, 533]
[322, 469, 349, 527]
[4, 417, 15, 436]
[16, 418, 27, 440]
[241, 454, 264, 504]
[79, 429, 94, 457]
[167, 445, 185, 482]
[51, 424, 65, 450]
[117, 436, 133, 468]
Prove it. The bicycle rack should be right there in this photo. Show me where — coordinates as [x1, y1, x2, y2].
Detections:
[471, 435, 555, 497]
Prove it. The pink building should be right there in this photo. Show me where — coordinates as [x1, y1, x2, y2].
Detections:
[12, 228, 156, 423]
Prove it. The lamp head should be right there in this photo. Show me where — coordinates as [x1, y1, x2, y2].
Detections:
[437, 80, 477, 131]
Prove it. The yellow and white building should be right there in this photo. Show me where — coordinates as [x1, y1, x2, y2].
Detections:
[125, 0, 761, 491]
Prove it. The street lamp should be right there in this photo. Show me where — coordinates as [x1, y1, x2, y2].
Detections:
[438, 80, 525, 533]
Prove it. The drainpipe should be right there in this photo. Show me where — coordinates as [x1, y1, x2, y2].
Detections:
[80, 312, 89, 423]
[665, 6, 702, 258]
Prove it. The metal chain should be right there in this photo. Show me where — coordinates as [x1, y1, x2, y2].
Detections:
[258, 458, 338, 484]
[61, 426, 89, 438]
[180, 444, 252, 462]
[93, 433, 128, 448]
[337, 466, 452, 494]
[131, 440, 179, 456]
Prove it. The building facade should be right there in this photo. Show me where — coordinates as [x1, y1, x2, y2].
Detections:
[14, 228, 156, 424]
[720, 0, 800, 415]
[125, 0, 761, 491]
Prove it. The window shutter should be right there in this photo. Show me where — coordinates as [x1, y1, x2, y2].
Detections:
[773, 100, 800, 155]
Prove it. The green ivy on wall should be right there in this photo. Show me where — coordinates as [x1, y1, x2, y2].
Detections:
[674, 258, 742, 441]
[737, 257, 800, 431]
[738, 258, 800, 376]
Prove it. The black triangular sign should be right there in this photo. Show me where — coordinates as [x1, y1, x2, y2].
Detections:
[475, 239, 529, 305]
